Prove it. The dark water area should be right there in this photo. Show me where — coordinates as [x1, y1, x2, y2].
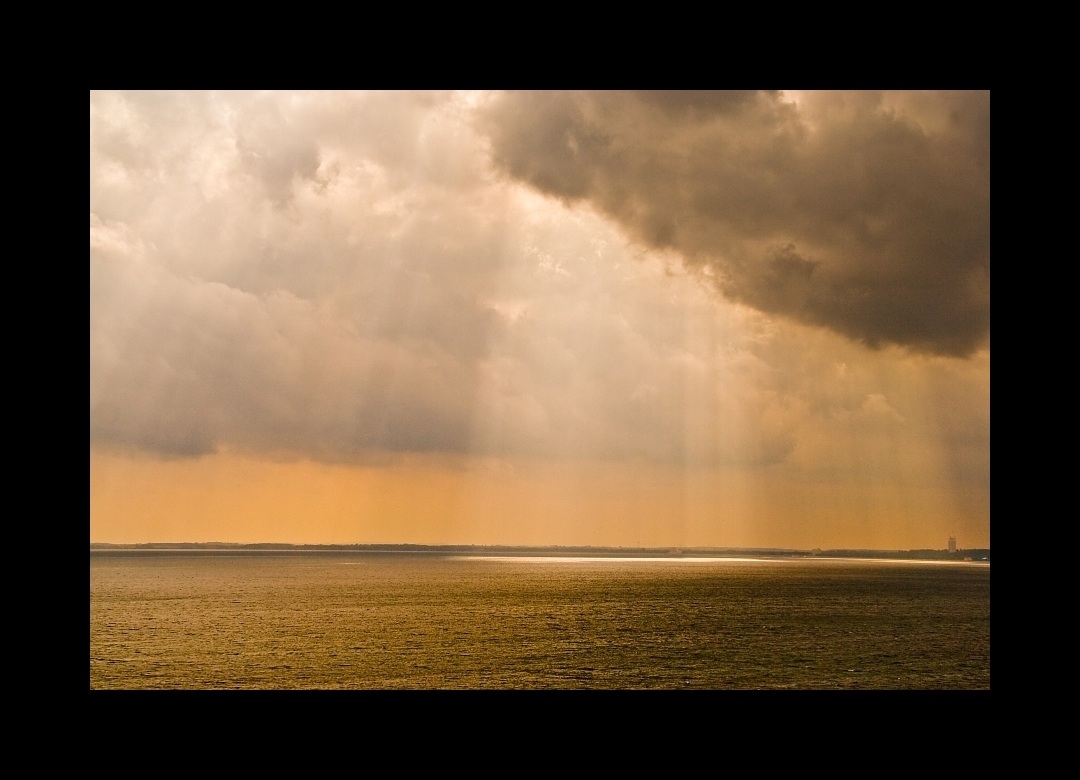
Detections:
[89, 552, 990, 690]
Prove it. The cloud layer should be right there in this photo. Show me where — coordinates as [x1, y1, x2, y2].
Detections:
[90, 90, 990, 490]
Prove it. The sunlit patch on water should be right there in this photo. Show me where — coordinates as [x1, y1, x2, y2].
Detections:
[806, 557, 990, 567]
[460, 556, 775, 563]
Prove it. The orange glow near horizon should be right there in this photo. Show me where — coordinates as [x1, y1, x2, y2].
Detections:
[90, 449, 988, 550]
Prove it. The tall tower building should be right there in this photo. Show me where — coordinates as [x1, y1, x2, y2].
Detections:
[948, 536, 957, 553]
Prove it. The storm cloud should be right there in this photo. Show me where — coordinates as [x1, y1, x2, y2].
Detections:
[477, 90, 990, 357]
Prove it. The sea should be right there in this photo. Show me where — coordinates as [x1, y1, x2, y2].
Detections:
[89, 551, 990, 690]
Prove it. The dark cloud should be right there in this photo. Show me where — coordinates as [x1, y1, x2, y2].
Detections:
[477, 90, 990, 357]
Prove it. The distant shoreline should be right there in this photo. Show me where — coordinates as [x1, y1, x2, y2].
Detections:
[89, 542, 990, 562]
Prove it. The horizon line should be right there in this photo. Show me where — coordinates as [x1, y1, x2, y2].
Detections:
[90, 541, 990, 554]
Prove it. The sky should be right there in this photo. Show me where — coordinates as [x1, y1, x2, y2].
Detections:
[89, 90, 990, 550]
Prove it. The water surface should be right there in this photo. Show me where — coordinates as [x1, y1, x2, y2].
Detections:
[89, 552, 990, 690]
